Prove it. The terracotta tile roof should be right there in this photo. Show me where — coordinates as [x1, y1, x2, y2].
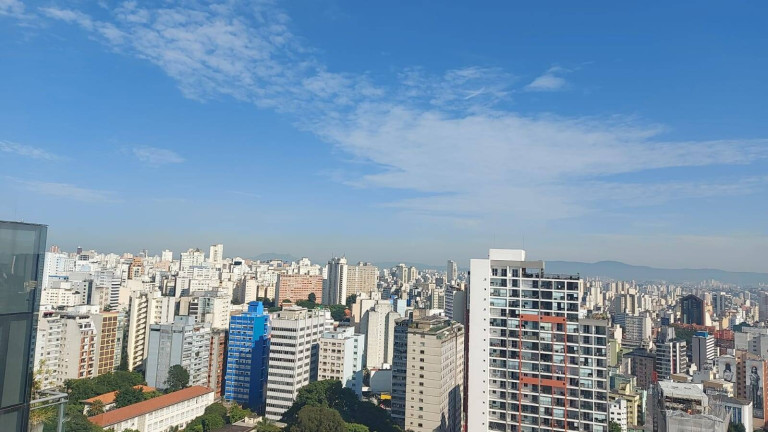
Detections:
[82, 385, 155, 405]
[88, 386, 213, 427]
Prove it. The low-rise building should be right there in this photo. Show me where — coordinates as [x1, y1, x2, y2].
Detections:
[81, 385, 155, 414]
[88, 386, 214, 432]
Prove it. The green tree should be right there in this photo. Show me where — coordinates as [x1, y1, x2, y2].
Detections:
[115, 386, 145, 408]
[346, 294, 357, 308]
[296, 299, 317, 309]
[165, 365, 190, 392]
[609, 421, 622, 432]
[86, 400, 105, 416]
[347, 423, 369, 432]
[727, 423, 746, 432]
[201, 414, 226, 431]
[289, 406, 347, 432]
[256, 419, 282, 432]
[203, 402, 228, 420]
[328, 305, 349, 321]
[229, 403, 252, 423]
[308, 293, 317, 303]
[283, 380, 401, 432]
[61, 408, 104, 432]
[143, 390, 163, 400]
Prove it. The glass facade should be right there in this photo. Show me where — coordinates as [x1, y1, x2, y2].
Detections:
[0, 221, 47, 432]
[224, 301, 270, 412]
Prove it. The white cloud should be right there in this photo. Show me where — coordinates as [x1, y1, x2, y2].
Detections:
[12, 179, 119, 203]
[0, 140, 59, 160]
[318, 105, 768, 222]
[132, 146, 185, 165]
[0, 0, 24, 17]
[29, 2, 768, 228]
[525, 66, 568, 92]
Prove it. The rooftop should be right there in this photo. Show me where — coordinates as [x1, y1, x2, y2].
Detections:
[88, 386, 212, 427]
[82, 385, 155, 405]
[658, 381, 705, 401]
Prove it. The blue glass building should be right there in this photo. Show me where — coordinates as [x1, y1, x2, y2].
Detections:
[224, 301, 270, 412]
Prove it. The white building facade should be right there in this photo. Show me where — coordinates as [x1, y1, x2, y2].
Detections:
[265, 307, 334, 421]
[468, 249, 610, 432]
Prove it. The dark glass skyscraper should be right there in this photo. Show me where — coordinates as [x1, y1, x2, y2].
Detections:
[0, 221, 47, 432]
[680, 294, 705, 326]
[224, 301, 270, 412]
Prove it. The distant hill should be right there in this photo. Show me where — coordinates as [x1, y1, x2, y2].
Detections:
[374, 261, 441, 270]
[250, 253, 301, 262]
[545, 260, 768, 286]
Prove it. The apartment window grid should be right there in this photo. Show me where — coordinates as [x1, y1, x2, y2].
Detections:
[486, 268, 608, 432]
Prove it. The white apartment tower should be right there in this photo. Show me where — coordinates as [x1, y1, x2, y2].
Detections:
[365, 301, 400, 369]
[33, 312, 64, 388]
[265, 307, 334, 421]
[161, 249, 174, 262]
[692, 331, 716, 371]
[209, 244, 224, 266]
[127, 289, 176, 371]
[318, 326, 366, 397]
[468, 249, 610, 432]
[447, 259, 458, 284]
[325, 257, 348, 305]
[180, 248, 205, 270]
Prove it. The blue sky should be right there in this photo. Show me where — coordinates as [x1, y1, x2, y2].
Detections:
[1, 1, 767, 271]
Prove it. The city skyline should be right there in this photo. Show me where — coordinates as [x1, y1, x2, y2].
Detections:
[1, 1, 767, 272]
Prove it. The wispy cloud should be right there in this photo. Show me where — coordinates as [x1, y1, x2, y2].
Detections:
[10, 178, 120, 203]
[0, 140, 59, 160]
[132, 146, 185, 165]
[0, 0, 24, 17]
[525, 66, 569, 92]
[29, 2, 768, 228]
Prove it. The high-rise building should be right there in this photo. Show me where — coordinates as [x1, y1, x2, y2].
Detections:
[625, 349, 656, 390]
[60, 312, 98, 380]
[324, 257, 348, 305]
[94, 312, 120, 375]
[224, 301, 270, 412]
[180, 248, 205, 270]
[346, 262, 379, 297]
[760, 292, 768, 323]
[692, 331, 716, 372]
[447, 260, 458, 284]
[445, 284, 467, 325]
[680, 294, 705, 326]
[207, 329, 227, 397]
[318, 326, 365, 397]
[365, 302, 400, 369]
[126, 289, 175, 371]
[33, 311, 64, 389]
[265, 306, 333, 421]
[161, 249, 174, 262]
[399, 315, 465, 432]
[467, 249, 609, 432]
[391, 318, 410, 427]
[656, 340, 688, 379]
[188, 289, 232, 330]
[145, 316, 212, 389]
[275, 274, 323, 304]
[209, 244, 224, 266]
[621, 313, 653, 349]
